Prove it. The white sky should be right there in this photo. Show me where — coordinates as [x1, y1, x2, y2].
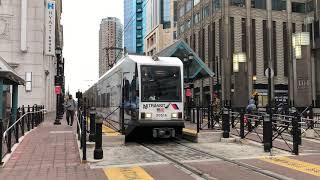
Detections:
[62, 0, 123, 96]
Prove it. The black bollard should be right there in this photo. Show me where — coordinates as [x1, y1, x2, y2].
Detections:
[41, 105, 44, 122]
[196, 106, 200, 133]
[21, 106, 25, 136]
[192, 108, 195, 123]
[89, 107, 96, 142]
[298, 114, 302, 145]
[309, 108, 314, 129]
[27, 105, 30, 131]
[82, 112, 87, 161]
[240, 109, 245, 139]
[292, 114, 300, 155]
[77, 110, 81, 141]
[7, 108, 12, 153]
[263, 114, 272, 152]
[94, 118, 103, 159]
[222, 108, 230, 138]
[37, 105, 39, 125]
[208, 104, 211, 129]
[15, 108, 20, 143]
[32, 106, 35, 128]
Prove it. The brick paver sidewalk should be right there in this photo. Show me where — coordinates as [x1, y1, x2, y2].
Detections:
[0, 113, 106, 180]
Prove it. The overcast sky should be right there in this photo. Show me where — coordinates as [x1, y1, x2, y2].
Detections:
[62, 0, 123, 96]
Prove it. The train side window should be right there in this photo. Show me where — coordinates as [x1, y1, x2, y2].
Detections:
[102, 93, 106, 107]
[124, 79, 130, 101]
[106, 93, 110, 107]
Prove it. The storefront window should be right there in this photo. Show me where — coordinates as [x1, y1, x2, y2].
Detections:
[251, 0, 266, 9]
[230, 0, 245, 7]
[272, 0, 286, 11]
[292, 2, 305, 13]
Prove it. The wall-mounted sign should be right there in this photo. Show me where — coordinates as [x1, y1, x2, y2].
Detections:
[55, 86, 61, 94]
[45, 0, 55, 56]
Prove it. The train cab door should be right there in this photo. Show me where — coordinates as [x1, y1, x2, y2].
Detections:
[121, 64, 139, 125]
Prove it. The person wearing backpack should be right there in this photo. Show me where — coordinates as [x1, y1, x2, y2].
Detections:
[64, 95, 77, 126]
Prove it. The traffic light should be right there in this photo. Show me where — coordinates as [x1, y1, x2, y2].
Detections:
[76, 91, 82, 99]
[54, 76, 64, 86]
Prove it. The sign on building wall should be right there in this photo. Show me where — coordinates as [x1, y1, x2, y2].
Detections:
[295, 46, 312, 107]
[45, 0, 56, 56]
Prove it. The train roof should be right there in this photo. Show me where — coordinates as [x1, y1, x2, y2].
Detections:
[98, 55, 183, 81]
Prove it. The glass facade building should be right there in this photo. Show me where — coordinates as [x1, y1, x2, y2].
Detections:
[124, 0, 146, 54]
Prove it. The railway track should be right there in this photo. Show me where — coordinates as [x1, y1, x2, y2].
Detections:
[139, 139, 294, 180]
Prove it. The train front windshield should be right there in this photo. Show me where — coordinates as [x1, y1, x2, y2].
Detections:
[141, 65, 182, 102]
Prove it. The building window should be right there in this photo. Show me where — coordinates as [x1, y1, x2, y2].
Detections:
[292, 2, 305, 13]
[230, 0, 245, 7]
[173, 31, 177, 40]
[194, 0, 200, 6]
[174, 1, 178, 22]
[203, 6, 209, 18]
[315, 20, 320, 39]
[209, 23, 216, 69]
[241, 18, 246, 52]
[202, 28, 205, 61]
[292, 23, 296, 33]
[25, 72, 32, 92]
[186, 19, 191, 29]
[230, 17, 235, 73]
[198, 31, 201, 58]
[283, 22, 288, 77]
[186, 0, 192, 12]
[213, 0, 221, 12]
[306, 0, 313, 12]
[252, 19, 256, 76]
[161, 0, 171, 29]
[194, 12, 200, 24]
[219, 19, 222, 65]
[179, 6, 184, 17]
[263, 20, 268, 73]
[272, 21, 277, 76]
[230, 17, 235, 54]
[272, 0, 286, 11]
[251, 0, 266, 9]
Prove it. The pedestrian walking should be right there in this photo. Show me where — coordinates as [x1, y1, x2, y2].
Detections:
[246, 99, 257, 114]
[64, 95, 77, 126]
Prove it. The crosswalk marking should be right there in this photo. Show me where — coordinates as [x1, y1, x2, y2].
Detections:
[261, 156, 320, 177]
[182, 128, 197, 136]
[104, 166, 154, 180]
[102, 125, 121, 136]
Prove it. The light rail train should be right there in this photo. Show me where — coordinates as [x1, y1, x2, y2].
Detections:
[84, 55, 184, 138]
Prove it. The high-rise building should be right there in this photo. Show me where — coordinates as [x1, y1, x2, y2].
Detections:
[145, 0, 178, 56]
[124, 0, 146, 54]
[0, 0, 63, 111]
[177, 0, 320, 107]
[99, 17, 123, 77]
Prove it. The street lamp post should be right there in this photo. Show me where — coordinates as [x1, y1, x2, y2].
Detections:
[54, 47, 62, 125]
[58, 57, 65, 119]
[183, 54, 193, 121]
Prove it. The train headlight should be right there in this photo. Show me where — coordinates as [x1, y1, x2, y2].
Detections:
[171, 113, 178, 118]
[145, 113, 152, 119]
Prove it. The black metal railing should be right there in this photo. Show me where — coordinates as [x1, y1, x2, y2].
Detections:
[1, 105, 46, 164]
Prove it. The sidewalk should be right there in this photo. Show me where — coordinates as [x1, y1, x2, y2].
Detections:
[0, 114, 105, 180]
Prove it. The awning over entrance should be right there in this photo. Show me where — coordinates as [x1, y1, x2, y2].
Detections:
[0, 56, 25, 85]
[156, 40, 214, 81]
